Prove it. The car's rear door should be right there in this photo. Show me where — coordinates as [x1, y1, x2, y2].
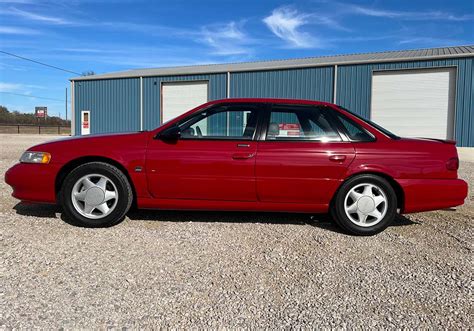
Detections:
[146, 103, 262, 201]
[255, 104, 355, 205]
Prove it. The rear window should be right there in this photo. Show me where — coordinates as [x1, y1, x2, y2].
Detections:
[333, 112, 375, 142]
[337, 106, 400, 140]
[266, 105, 341, 141]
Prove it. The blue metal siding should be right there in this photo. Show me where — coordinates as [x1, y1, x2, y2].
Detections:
[142, 74, 227, 130]
[230, 67, 334, 102]
[336, 58, 474, 147]
[74, 59, 473, 146]
[74, 78, 140, 134]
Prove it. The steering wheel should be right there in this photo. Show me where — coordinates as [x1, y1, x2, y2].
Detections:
[196, 126, 203, 137]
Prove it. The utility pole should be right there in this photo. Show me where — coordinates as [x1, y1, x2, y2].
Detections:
[65, 87, 68, 121]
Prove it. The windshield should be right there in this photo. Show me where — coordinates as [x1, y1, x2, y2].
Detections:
[337, 106, 400, 140]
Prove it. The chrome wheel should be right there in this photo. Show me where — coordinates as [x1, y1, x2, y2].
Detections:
[71, 174, 118, 219]
[344, 183, 387, 227]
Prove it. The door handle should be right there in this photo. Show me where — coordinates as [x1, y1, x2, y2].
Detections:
[232, 152, 255, 160]
[237, 143, 250, 148]
[329, 155, 346, 162]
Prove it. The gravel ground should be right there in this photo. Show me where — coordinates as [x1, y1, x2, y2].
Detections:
[1, 134, 473, 328]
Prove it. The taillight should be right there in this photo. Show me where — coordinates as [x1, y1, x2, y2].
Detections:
[446, 157, 459, 171]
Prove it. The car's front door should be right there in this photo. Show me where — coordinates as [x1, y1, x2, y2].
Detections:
[146, 103, 261, 201]
[256, 104, 356, 205]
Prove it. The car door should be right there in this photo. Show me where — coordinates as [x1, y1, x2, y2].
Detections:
[256, 104, 356, 205]
[146, 103, 261, 201]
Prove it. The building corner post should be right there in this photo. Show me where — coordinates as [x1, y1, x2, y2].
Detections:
[140, 77, 144, 131]
[70, 81, 75, 136]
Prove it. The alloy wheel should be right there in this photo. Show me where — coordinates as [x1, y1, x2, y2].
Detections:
[71, 174, 118, 219]
[343, 183, 388, 227]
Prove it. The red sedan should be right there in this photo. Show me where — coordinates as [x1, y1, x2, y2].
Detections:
[5, 99, 468, 235]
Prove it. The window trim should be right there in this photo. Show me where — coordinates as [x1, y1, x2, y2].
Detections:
[177, 103, 264, 141]
[260, 104, 344, 143]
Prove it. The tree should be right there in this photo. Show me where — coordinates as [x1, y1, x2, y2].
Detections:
[81, 70, 95, 76]
[0, 105, 71, 126]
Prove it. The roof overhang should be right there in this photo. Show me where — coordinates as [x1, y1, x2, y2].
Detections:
[71, 45, 474, 81]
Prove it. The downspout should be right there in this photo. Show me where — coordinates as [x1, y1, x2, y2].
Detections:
[226, 71, 231, 98]
[71, 81, 75, 135]
[140, 77, 144, 131]
[226, 72, 230, 135]
[333, 65, 338, 104]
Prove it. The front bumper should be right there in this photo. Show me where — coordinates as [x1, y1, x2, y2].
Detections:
[399, 178, 468, 213]
[5, 162, 61, 204]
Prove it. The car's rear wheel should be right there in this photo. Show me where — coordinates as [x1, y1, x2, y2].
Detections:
[60, 162, 133, 227]
[332, 174, 397, 235]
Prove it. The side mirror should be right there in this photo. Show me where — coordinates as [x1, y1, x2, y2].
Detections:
[157, 125, 181, 141]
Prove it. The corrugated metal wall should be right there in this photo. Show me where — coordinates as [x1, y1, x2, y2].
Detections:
[74, 78, 140, 134]
[142, 74, 226, 130]
[230, 67, 334, 101]
[336, 57, 474, 147]
[74, 58, 473, 146]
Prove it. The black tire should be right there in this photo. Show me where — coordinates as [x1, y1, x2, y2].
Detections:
[59, 162, 133, 227]
[332, 174, 397, 236]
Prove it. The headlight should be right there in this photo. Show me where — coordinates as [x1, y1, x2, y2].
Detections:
[20, 151, 51, 164]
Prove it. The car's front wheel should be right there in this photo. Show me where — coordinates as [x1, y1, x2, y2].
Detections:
[60, 162, 133, 227]
[332, 174, 397, 235]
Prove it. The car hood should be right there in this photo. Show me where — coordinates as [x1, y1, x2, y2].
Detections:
[28, 132, 148, 150]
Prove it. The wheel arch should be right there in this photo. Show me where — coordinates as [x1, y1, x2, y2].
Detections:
[55, 156, 137, 208]
[332, 171, 405, 212]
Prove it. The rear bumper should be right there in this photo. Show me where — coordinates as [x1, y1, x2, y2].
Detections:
[5, 163, 60, 204]
[399, 178, 468, 213]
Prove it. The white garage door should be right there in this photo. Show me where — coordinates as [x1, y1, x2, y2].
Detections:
[371, 68, 456, 139]
[162, 81, 208, 123]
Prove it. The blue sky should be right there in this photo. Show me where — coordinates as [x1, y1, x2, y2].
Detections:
[0, 0, 473, 118]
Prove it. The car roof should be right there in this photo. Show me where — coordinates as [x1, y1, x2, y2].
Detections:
[207, 98, 335, 107]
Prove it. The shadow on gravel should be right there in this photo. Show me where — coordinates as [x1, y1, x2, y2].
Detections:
[13, 202, 60, 218]
[127, 209, 315, 225]
[127, 210, 419, 234]
[394, 214, 421, 226]
[12, 202, 419, 234]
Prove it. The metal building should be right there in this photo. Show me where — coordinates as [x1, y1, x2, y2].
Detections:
[71, 45, 474, 147]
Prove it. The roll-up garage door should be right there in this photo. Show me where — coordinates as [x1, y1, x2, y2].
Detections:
[161, 81, 208, 123]
[371, 68, 456, 139]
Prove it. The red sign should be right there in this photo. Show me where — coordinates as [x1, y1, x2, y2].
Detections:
[35, 107, 47, 118]
[83, 112, 89, 128]
[279, 123, 301, 136]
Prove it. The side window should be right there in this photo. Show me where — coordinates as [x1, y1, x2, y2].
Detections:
[180, 105, 258, 140]
[334, 113, 375, 142]
[266, 105, 341, 141]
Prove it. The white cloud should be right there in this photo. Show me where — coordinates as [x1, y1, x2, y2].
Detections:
[0, 0, 34, 3]
[263, 7, 319, 48]
[398, 37, 464, 45]
[0, 82, 46, 92]
[2, 7, 73, 24]
[0, 82, 23, 92]
[0, 26, 41, 35]
[200, 22, 252, 56]
[349, 5, 473, 21]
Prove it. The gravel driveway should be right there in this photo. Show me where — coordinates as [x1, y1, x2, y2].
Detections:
[1, 134, 472, 328]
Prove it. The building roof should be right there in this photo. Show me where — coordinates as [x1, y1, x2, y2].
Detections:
[72, 45, 474, 81]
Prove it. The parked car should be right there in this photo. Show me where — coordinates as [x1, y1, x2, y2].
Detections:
[5, 99, 468, 235]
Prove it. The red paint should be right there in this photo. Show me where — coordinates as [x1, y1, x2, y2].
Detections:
[5, 98, 468, 215]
